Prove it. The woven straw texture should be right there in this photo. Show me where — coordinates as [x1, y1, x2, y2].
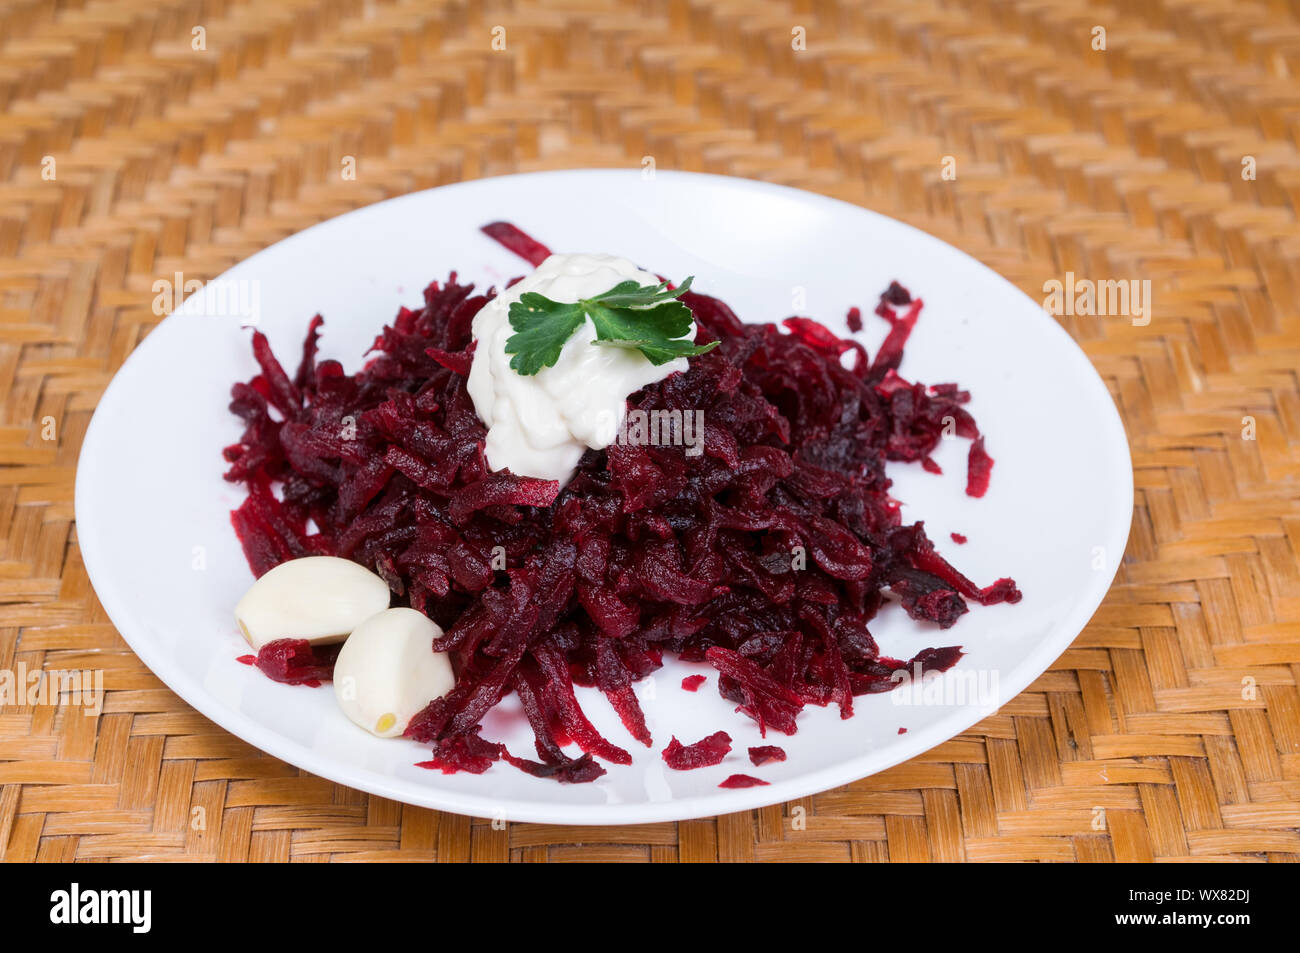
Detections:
[3, 0, 1300, 863]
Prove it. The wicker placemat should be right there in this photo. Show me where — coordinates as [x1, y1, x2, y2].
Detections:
[2, 0, 1299, 863]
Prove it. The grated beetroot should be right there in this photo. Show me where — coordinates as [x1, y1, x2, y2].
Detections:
[223, 222, 1021, 784]
[719, 774, 769, 788]
[681, 675, 707, 692]
[662, 731, 732, 769]
[748, 745, 787, 766]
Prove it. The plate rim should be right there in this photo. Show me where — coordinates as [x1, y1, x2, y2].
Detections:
[74, 168, 1134, 825]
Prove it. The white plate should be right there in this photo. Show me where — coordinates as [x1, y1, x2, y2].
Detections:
[75, 170, 1132, 825]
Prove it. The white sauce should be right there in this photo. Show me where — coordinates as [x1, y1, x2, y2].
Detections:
[466, 253, 693, 484]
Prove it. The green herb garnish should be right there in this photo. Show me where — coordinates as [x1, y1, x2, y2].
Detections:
[504, 276, 718, 376]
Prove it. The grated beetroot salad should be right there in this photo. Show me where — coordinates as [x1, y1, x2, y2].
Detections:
[222, 222, 1020, 783]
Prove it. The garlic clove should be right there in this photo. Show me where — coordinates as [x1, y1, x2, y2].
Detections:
[235, 556, 391, 651]
[333, 607, 454, 738]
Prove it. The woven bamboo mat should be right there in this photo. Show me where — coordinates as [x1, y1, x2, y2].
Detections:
[2, 0, 1299, 863]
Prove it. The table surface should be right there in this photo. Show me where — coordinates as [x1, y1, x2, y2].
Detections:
[2, 0, 1299, 862]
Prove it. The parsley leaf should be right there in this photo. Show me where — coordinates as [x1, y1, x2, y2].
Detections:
[504, 276, 718, 375]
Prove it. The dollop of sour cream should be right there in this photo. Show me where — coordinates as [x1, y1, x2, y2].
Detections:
[466, 253, 694, 484]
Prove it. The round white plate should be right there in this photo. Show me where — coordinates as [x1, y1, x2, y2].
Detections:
[76, 170, 1132, 825]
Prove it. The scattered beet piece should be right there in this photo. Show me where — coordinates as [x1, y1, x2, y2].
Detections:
[253, 639, 341, 686]
[881, 281, 912, 307]
[898, 727, 908, 734]
[681, 674, 707, 692]
[846, 306, 863, 333]
[748, 745, 787, 766]
[235, 654, 256, 665]
[662, 731, 732, 770]
[225, 222, 1020, 783]
[719, 774, 769, 788]
[481, 221, 552, 267]
[950, 532, 967, 544]
[966, 436, 993, 498]
[870, 294, 921, 377]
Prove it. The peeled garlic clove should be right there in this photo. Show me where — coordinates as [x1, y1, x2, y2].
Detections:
[235, 556, 391, 651]
[333, 607, 454, 738]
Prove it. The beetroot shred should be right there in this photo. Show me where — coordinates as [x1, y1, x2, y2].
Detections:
[719, 774, 769, 788]
[223, 222, 1020, 783]
[749, 745, 787, 766]
[663, 731, 733, 769]
[253, 639, 341, 687]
